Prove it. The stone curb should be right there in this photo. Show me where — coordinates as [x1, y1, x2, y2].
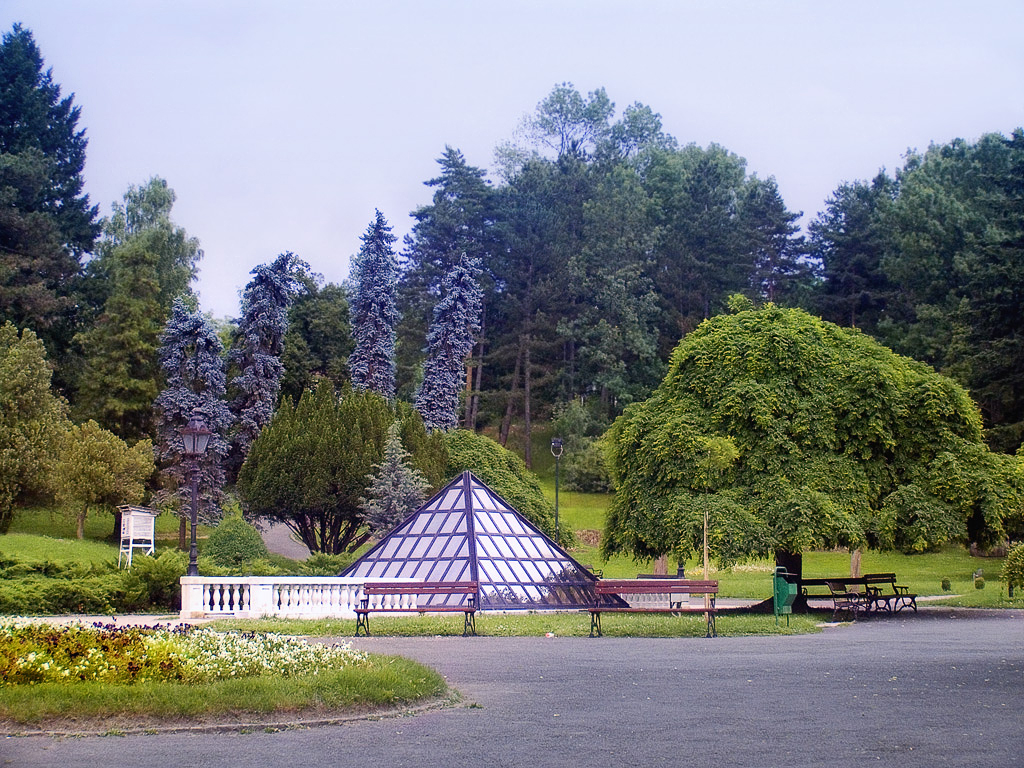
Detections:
[2, 695, 461, 739]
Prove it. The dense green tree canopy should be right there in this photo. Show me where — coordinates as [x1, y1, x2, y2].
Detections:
[443, 429, 555, 539]
[0, 322, 67, 533]
[603, 304, 1021, 576]
[238, 383, 445, 554]
[52, 420, 153, 539]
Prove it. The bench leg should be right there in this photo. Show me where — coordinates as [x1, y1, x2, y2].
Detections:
[355, 611, 370, 637]
[589, 611, 602, 638]
[463, 611, 477, 637]
[706, 612, 716, 638]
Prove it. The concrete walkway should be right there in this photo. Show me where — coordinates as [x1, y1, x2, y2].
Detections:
[4, 608, 1022, 768]
[258, 522, 309, 560]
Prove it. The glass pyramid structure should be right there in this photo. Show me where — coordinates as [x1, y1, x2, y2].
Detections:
[341, 470, 602, 610]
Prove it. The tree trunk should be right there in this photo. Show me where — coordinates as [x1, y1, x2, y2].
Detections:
[523, 340, 533, 469]
[467, 309, 485, 430]
[499, 344, 523, 447]
[850, 548, 862, 578]
[179, 516, 187, 550]
[775, 550, 803, 581]
[110, 507, 123, 544]
[77, 507, 87, 540]
[653, 555, 668, 576]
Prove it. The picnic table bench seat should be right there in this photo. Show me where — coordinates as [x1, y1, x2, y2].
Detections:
[589, 578, 719, 638]
[355, 581, 479, 637]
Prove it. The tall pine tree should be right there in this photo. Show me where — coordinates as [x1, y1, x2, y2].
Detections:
[154, 298, 234, 538]
[415, 253, 483, 431]
[0, 24, 98, 371]
[228, 251, 304, 473]
[348, 210, 399, 399]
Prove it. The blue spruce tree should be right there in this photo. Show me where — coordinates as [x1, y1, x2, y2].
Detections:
[348, 210, 399, 399]
[154, 298, 234, 531]
[415, 253, 483, 431]
[359, 421, 430, 533]
[229, 251, 304, 473]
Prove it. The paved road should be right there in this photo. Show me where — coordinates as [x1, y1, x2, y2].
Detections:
[3, 609, 1022, 768]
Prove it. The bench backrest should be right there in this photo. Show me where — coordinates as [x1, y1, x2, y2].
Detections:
[596, 579, 718, 596]
[862, 573, 897, 584]
[363, 581, 479, 596]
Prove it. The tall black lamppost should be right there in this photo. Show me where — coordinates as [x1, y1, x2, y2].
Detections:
[551, 437, 563, 543]
[179, 409, 212, 577]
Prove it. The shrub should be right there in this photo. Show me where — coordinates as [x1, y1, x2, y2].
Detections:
[563, 438, 614, 493]
[204, 515, 269, 567]
[974, 576, 985, 590]
[941, 577, 952, 592]
[445, 429, 554, 535]
[1002, 543, 1024, 597]
[301, 552, 353, 575]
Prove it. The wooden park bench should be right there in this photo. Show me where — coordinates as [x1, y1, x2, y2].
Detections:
[862, 572, 917, 613]
[355, 581, 479, 637]
[589, 579, 719, 638]
[804, 573, 917, 620]
[826, 580, 871, 621]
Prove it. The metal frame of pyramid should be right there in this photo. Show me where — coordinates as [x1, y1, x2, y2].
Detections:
[341, 470, 602, 610]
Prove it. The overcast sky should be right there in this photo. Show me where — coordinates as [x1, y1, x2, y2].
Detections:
[5, 1, 1023, 318]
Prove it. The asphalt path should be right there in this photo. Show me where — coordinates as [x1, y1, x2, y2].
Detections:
[3, 608, 1022, 768]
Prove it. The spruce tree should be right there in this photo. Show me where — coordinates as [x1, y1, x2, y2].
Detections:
[154, 298, 234, 531]
[415, 253, 483, 431]
[228, 251, 304, 472]
[348, 210, 399, 399]
[359, 421, 430, 533]
[0, 24, 98, 365]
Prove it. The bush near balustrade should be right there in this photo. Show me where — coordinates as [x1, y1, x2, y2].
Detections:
[203, 514, 269, 567]
[0, 550, 188, 614]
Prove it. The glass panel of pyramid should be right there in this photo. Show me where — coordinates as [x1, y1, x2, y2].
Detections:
[341, 471, 602, 610]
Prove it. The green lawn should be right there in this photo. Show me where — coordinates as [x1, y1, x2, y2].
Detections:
[8, 506, 185, 541]
[0, 654, 448, 728]
[210, 612, 821, 638]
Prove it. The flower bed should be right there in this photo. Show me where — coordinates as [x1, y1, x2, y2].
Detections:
[0, 621, 367, 686]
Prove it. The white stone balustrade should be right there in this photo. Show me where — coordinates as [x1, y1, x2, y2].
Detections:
[179, 576, 417, 620]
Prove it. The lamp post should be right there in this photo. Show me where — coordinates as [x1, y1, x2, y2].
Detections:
[179, 409, 212, 577]
[550, 437, 563, 543]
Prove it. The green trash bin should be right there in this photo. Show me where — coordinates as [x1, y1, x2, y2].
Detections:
[773, 567, 798, 625]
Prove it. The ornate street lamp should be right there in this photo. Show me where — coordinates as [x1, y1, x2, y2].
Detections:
[550, 437, 563, 543]
[179, 409, 212, 577]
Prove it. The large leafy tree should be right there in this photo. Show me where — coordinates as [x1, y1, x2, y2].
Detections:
[348, 210, 399, 399]
[644, 143, 755, 347]
[415, 253, 483, 432]
[228, 251, 304, 472]
[74, 178, 202, 439]
[52, 420, 153, 539]
[280, 279, 352, 402]
[0, 25, 98, 361]
[603, 303, 1020, 582]
[81, 177, 202, 317]
[238, 382, 445, 554]
[154, 299, 234, 539]
[0, 322, 67, 533]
